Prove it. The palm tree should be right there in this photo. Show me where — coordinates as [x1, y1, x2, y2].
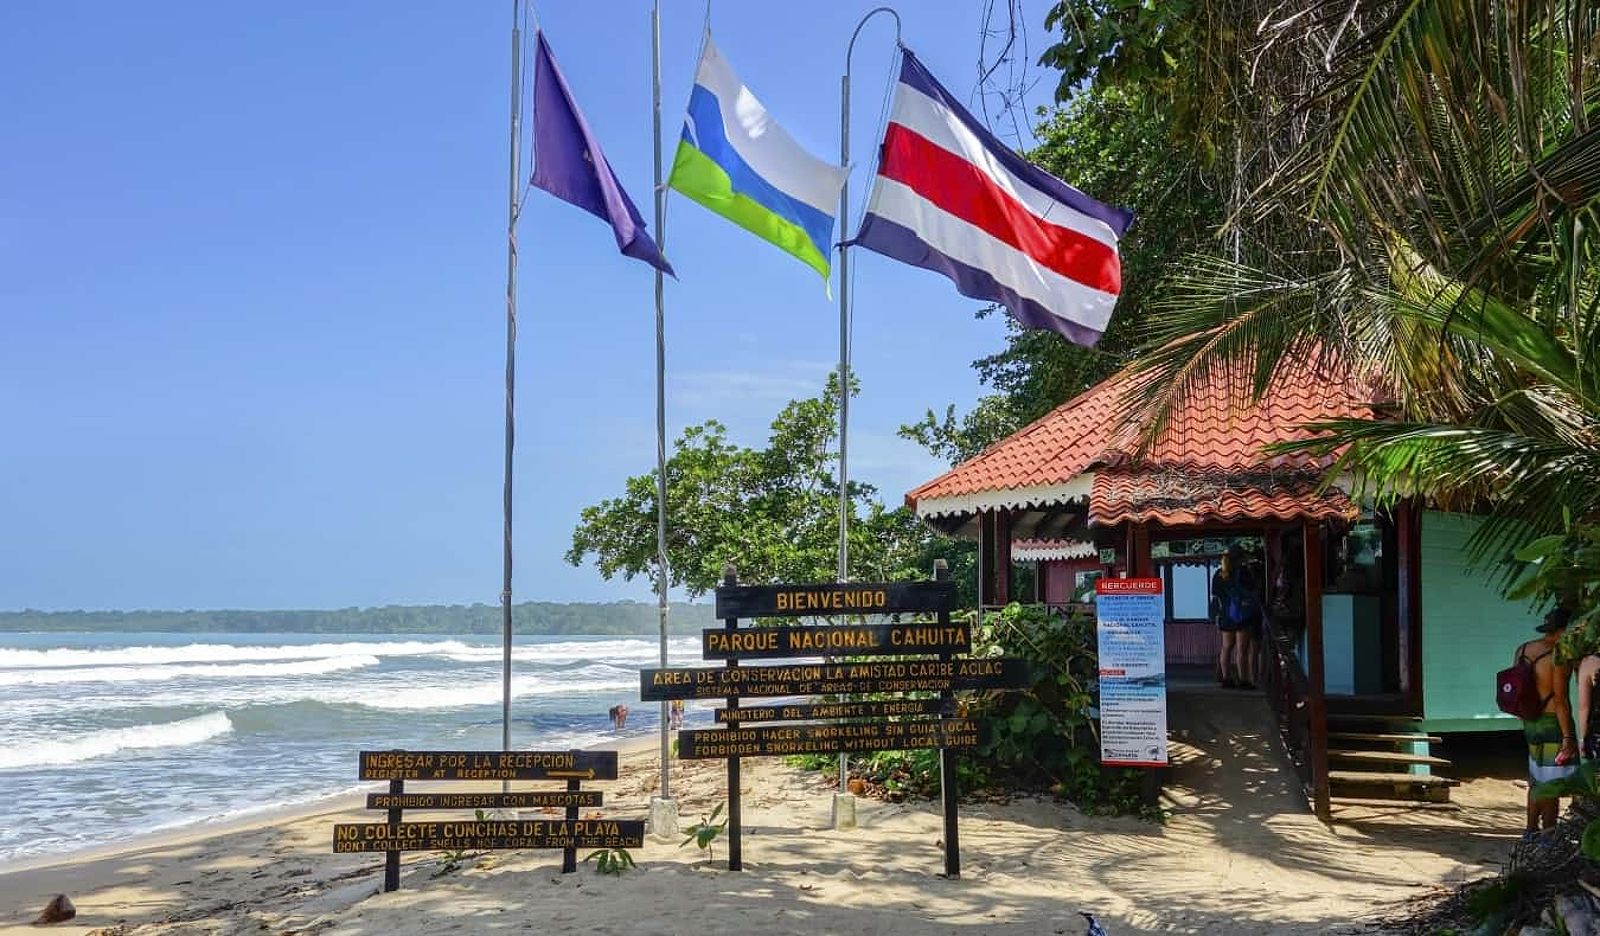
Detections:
[1122, 2, 1600, 615]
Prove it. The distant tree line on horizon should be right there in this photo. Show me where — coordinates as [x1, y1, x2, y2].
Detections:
[0, 601, 719, 635]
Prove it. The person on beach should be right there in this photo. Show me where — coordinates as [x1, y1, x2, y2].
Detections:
[668, 699, 685, 730]
[1211, 545, 1261, 689]
[1578, 648, 1600, 761]
[609, 703, 629, 731]
[1514, 607, 1577, 839]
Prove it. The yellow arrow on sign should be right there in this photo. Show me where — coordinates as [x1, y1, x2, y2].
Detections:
[547, 769, 596, 780]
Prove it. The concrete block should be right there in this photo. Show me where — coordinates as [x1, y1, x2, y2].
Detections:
[649, 796, 679, 838]
[831, 792, 857, 830]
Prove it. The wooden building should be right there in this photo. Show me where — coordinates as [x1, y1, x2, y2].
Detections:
[906, 358, 1535, 817]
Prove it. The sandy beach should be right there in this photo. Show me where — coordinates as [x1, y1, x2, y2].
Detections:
[0, 691, 1527, 935]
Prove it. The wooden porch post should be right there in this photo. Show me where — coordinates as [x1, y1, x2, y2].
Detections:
[1130, 523, 1153, 578]
[1396, 501, 1423, 711]
[979, 510, 996, 607]
[1303, 519, 1332, 821]
[995, 510, 1013, 605]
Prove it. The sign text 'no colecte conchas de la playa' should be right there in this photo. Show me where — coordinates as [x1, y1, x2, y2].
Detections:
[333, 819, 644, 853]
[647, 571, 1026, 879]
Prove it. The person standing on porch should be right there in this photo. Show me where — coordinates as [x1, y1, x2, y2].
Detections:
[1212, 545, 1261, 689]
[1514, 607, 1577, 839]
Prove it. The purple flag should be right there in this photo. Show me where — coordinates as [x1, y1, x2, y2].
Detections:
[530, 31, 673, 275]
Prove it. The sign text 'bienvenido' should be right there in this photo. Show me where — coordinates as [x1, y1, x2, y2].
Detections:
[714, 581, 955, 618]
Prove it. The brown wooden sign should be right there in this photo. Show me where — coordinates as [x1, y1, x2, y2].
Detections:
[357, 750, 618, 782]
[366, 790, 603, 811]
[332, 819, 644, 853]
[714, 581, 956, 619]
[715, 698, 950, 724]
[702, 622, 970, 660]
[640, 658, 1029, 701]
[678, 718, 985, 759]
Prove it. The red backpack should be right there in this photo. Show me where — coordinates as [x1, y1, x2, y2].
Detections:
[1496, 644, 1553, 720]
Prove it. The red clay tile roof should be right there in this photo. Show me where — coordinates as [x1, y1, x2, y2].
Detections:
[907, 355, 1374, 523]
[1088, 466, 1356, 527]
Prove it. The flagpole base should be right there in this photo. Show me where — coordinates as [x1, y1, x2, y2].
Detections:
[831, 793, 857, 830]
[648, 796, 680, 838]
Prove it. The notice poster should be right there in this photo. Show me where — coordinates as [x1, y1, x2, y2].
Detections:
[1095, 578, 1168, 768]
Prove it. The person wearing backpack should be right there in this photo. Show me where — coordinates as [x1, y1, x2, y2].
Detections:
[1212, 545, 1262, 690]
[1505, 607, 1577, 839]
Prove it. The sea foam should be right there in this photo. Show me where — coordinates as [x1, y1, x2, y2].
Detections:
[0, 654, 380, 686]
[0, 640, 477, 669]
[0, 711, 234, 770]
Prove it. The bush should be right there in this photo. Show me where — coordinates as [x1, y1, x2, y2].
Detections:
[799, 603, 1158, 820]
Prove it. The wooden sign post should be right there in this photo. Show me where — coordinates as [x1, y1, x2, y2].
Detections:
[336, 749, 637, 891]
[640, 563, 1026, 877]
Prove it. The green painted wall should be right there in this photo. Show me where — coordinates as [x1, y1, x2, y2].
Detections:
[1419, 511, 1533, 732]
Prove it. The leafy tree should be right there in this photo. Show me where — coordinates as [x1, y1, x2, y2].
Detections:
[1110, 4, 1600, 622]
[567, 377, 942, 597]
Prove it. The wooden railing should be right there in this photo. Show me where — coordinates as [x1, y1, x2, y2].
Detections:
[1261, 615, 1330, 817]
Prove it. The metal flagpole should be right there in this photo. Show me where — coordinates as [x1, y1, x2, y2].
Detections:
[651, 0, 673, 805]
[500, 0, 523, 763]
[837, 4, 902, 799]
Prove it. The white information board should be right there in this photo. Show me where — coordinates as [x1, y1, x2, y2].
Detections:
[1095, 577, 1169, 768]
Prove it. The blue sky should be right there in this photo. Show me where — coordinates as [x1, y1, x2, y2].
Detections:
[0, 1, 1055, 610]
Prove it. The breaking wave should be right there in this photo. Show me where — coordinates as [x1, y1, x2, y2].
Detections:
[0, 640, 477, 669]
[0, 655, 380, 686]
[0, 712, 234, 770]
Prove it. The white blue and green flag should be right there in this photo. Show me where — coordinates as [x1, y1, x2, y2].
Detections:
[668, 35, 847, 281]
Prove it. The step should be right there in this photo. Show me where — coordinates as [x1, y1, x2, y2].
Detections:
[1328, 770, 1460, 787]
[1328, 732, 1443, 744]
[1330, 796, 1461, 812]
[1328, 749, 1452, 767]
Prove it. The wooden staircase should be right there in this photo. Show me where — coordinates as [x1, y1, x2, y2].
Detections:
[1325, 716, 1460, 806]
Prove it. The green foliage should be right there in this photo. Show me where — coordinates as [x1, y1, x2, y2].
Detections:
[784, 752, 836, 772]
[583, 847, 636, 876]
[680, 803, 728, 864]
[971, 603, 1158, 818]
[0, 601, 719, 635]
[569, 375, 937, 595]
[1108, 3, 1600, 624]
[795, 604, 1158, 820]
[1465, 874, 1526, 926]
[1511, 526, 1600, 660]
[1532, 763, 1600, 863]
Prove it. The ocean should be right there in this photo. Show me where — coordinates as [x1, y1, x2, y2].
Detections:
[0, 631, 703, 865]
